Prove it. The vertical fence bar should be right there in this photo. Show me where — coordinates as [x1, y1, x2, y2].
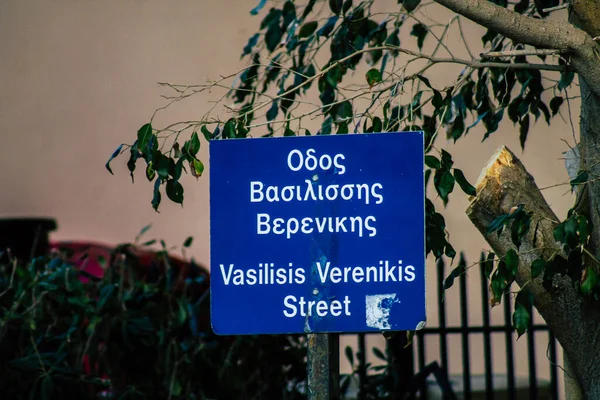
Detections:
[548, 332, 559, 400]
[357, 333, 366, 400]
[437, 259, 450, 400]
[417, 331, 427, 399]
[526, 303, 538, 399]
[503, 292, 516, 399]
[437, 259, 449, 372]
[459, 258, 471, 400]
[479, 260, 494, 400]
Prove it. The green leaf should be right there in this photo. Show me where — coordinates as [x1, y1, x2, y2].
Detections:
[504, 249, 519, 276]
[482, 252, 495, 278]
[384, 28, 400, 50]
[562, 216, 580, 249]
[172, 158, 184, 181]
[265, 22, 283, 53]
[201, 125, 212, 141]
[519, 114, 530, 150]
[345, 346, 354, 368]
[342, 0, 352, 14]
[581, 266, 597, 296]
[550, 96, 563, 116]
[284, 128, 296, 136]
[531, 258, 546, 278]
[105, 144, 123, 175]
[183, 237, 193, 247]
[443, 263, 464, 291]
[425, 155, 441, 169]
[513, 291, 531, 338]
[97, 284, 115, 310]
[558, 70, 575, 91]
[440, 149, 454, 169]
[152, 178, 162, 212]
[154, 152, 170, 179]
[514, 0, 530, 13]
[317, 16, 338, 37]
[38, 281, 58, 291]
[372, 117, 382, 133]
[510, 209, 531, 249]
[250, 0, 267, 15]
[191, 158, 204, 178]
[166, 180, 184, 204]
[445, 243, 456, 259]
[453, 169, 476, 196]
[365, 68, 382, 88]
[481, 29, 498, 45]
[337, 123, 349, 134]
[266, 100, 279, 122]
[137, 224, 152, 241]
[170, 379, 183, 397]
[137, 123, 153, 155]
[335, 101, 353, 120]
[425, 168, 431, 186]
[433, 169, 455, 205]
[260, 8, 282, 29]
[538, 101, 551, 125]
[224, 119, 236, 138]
[302, 0, 317, 19]
[570, 170, 588, 191]
[402, 0, 422, 12]
[299, 21, 318, 38]
[329, 0, 343, 15]
[242, 33, 260, 56]
[487, 213, 509, 236]
[282, 1, 296, 27]
[372, 347, 386, 361]
[410, 23, 428, 50]
[578, 215, 589, 245]
[189, 132, 200, 156]
[417, 75, 432, 89]
[127, 143, 140, 182]
[490, 262, 509, 305]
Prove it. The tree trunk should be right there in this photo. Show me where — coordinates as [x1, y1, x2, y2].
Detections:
[465, 146, 600, 399]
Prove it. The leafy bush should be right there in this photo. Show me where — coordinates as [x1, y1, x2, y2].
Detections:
[0, 244, 307, 400]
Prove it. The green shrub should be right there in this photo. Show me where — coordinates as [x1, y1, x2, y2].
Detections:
[0, 245, 307, 400]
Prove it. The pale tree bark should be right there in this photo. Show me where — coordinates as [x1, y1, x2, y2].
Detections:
[570, 0, 600, 38]
[433, 0, 600, 97]
[466, 148, 600, 399]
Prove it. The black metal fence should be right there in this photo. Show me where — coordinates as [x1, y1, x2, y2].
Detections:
[351, 258, 560, 399]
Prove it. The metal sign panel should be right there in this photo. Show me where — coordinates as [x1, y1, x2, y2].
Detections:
[209, 132, 425, 335]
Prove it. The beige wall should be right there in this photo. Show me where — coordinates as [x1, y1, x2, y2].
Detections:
[0, 0, 576, 395]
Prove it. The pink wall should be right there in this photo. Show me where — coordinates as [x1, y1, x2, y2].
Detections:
[0, 0, 577, 393]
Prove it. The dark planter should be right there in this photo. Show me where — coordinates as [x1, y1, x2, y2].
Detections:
[0, 218, 57, 262]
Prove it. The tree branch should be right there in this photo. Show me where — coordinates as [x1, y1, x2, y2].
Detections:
[571, 0, 600, 37]
[481, 48, 567, 58]
[466, 146, 600, 396]
[543, 3, 570, 13]
[434, 0, 600, 97]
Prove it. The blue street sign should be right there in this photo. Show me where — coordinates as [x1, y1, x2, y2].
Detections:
[209, 132, 425, 335]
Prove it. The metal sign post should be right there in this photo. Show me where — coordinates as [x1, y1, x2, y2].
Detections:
[209, 132, 426, 397]
[307, 333, 340, 400]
